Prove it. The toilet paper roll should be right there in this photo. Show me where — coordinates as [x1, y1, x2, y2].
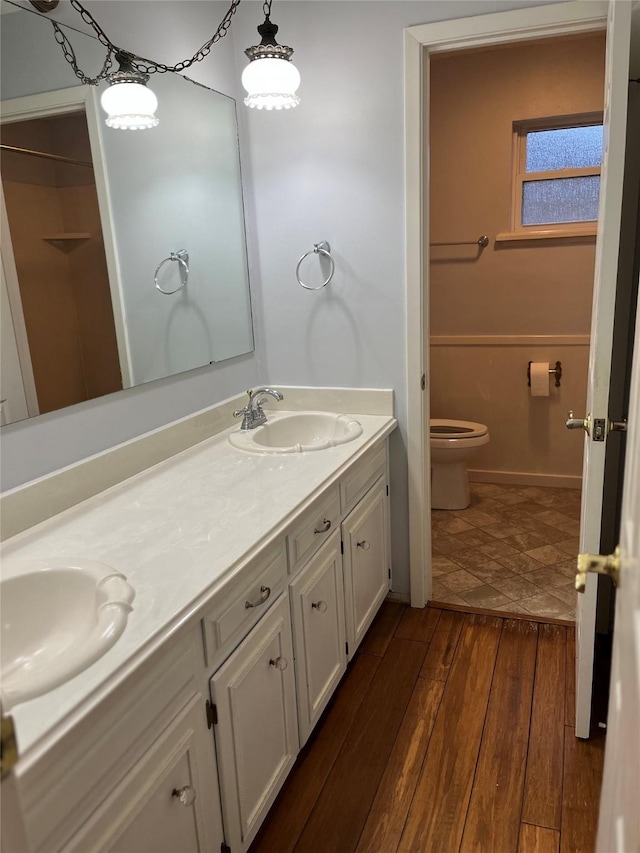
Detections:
[530, 362, 550, 397]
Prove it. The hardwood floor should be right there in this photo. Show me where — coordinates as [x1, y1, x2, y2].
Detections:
[250, 603, 605, 853]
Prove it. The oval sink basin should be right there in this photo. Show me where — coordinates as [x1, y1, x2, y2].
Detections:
[229, 411, 363, 454]
[0, 559, 135, 710]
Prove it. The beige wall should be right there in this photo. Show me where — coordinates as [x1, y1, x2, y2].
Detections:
[428, 33, 606, 485]
[2, 113, 121, 414]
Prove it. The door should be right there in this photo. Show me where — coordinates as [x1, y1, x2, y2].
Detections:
[342, 477, 390, 659]
[574, 0, 634, 739]
[595, 284, 640, 851]
[1, 188, 38, 422]
[65, 696, 225, 853]
[210, 594, 298, 852]
[290, 531, 347, 746]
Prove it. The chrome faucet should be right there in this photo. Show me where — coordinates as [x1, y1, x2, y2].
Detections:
[233, 387, 284, 430]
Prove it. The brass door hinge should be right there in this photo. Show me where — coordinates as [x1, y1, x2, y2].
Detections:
[1, 714, 19, 779]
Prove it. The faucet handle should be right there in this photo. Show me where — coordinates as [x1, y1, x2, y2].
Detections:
[233, 390, 253, 418]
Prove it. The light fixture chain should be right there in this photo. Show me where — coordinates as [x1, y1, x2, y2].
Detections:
[52, 21, 114, 85]
[262, 1, 273, 19]
[57, 0, 242, 77]
[68, 0, 113, 50]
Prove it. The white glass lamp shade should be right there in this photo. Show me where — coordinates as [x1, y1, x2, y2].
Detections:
[101, 81, 159, 130]
[242, 57, 300, 110]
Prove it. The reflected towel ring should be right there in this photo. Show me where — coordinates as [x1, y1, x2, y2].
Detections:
[154, 250, 189, 295]
[296, 241, 335, 291]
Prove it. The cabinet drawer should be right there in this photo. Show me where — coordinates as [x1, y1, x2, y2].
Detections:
[286, 485, 340, 575]
[202, 541, 287, 669]
[340, 442, 387, 515]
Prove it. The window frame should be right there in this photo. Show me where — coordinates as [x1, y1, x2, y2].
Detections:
[498, 111, 604, 242]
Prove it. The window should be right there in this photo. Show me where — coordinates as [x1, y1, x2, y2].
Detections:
[506, 113, 603, 239]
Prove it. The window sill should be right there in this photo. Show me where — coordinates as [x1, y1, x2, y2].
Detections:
[495, 226, 597, 243]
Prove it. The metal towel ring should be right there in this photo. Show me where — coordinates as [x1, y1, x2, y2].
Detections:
[154, 250, 189, 295]
[296, 241, 335, 291]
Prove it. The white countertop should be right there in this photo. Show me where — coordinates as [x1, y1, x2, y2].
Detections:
[1, 411, 396, 763]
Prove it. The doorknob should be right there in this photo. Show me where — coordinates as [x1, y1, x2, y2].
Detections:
[575, 547, 620, 593]
[566, 411, 591, 434]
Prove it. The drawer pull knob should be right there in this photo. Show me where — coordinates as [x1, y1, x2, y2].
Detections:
[245, 585, 271, 609]
[357, 540, 371, 551]
[312, 600, 328, 613]
[172, 786, 196, 807]
[314, 518, 332, 534]
[269, 656, 288, 671]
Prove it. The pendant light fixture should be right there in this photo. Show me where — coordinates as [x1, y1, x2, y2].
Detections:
[32, 0, 299, 128]
[242, 1, 300, 110]
[100, 52, 159, 130]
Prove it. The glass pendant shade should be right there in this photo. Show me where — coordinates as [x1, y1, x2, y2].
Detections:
[242, 56, 300, 110]
[101, 81, 159, 130]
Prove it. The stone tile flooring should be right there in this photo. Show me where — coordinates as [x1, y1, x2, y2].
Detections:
[431, 482, 580, 622]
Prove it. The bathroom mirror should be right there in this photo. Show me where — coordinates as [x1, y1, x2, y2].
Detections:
[0, 4, 254, 426]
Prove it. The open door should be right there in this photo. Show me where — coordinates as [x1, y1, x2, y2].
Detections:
[594, 278, 640, 851]
[573, 0, 634, 739]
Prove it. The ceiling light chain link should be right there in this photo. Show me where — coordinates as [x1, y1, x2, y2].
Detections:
[52, 0, 242, 82]
[52, 22, 114, 85]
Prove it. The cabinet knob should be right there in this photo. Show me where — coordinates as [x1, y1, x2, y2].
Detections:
[314, 518, 331, 534]
[311, 600, 328, 613]
[357, 540, 371, 551]
[172, 786, 196, 807]
[269, 656, 288, 671]
[245, 585, 271, 609]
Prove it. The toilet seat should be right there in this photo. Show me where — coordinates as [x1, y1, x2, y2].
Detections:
[430, 419, 488, 440]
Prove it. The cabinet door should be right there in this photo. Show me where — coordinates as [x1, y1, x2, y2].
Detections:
[290, 531, 347, 745]
[210, 594, 298, 852]
[342, 477, 390, 658]
[66, 695, 224, 853]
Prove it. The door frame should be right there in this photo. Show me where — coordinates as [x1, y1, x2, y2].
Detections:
[1, 85, 133, 391]
[404, 0, 610, 608]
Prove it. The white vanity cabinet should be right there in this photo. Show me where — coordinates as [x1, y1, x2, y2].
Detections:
[209, 594, 298, 853]
[205, 439, 391, 850]
[289, 530, 347, 745]
[65, 696, 223, 853]
[8, 425, 394, 853]
[342, 476, 390, 658]
[16, 628, 225, 853]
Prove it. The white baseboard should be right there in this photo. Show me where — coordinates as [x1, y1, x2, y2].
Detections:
[469, 469, 582, 490]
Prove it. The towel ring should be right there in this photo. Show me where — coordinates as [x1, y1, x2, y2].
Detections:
[296, 241, 335, 291]
[154, 250, 189, 295]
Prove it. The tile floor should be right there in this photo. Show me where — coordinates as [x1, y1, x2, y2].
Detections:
[431, 482, 580, 621]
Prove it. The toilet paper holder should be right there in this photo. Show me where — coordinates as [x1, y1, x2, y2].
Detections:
[528, 360, 562, 388]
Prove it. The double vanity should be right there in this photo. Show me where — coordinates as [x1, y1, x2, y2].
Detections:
[0, 387, 396, 853]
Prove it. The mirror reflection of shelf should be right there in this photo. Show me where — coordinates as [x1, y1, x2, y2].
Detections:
[43, 233, 91, 252]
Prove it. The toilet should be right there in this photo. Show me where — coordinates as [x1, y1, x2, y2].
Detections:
[430, 419, 490, 510]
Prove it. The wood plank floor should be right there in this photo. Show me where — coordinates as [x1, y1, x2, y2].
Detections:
[250, 603, 605, 853]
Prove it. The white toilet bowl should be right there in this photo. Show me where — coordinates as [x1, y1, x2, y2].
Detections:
[430, 419, 490, 510]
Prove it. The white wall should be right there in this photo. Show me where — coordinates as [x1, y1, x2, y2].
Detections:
[231, 0, 563, 595]
[1, 0, 565, 597]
